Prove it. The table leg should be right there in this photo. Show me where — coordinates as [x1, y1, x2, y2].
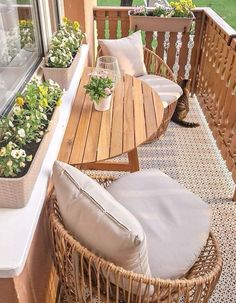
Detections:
[128, 148, 140, 172]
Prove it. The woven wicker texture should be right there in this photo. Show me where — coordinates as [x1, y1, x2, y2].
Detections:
[86, 96, 235, 303]
[0, 107, 59, 208]
[48, 177, 222, 303]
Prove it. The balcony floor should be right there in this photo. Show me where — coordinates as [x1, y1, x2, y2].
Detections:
[87, 96, 235, 302]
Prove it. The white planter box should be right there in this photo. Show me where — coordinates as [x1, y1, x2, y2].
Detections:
[42, 50, 81, 90]
[0, 106, 60, 209]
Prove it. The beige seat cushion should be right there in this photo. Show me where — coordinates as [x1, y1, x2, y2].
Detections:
[107, 169, 211, 279]
[98, 31, 147, 77]
[52, 161, 150, 276]
[138, 74, 183, 108]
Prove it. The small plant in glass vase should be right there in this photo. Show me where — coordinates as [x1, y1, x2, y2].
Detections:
[84, 70, 114, 112]
[129, 0, 195, 32]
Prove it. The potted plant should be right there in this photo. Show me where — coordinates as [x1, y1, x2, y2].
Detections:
[42, 17, 85, 90]
[84, 70, 114, 112]
[129, 0, 195, 33]
[0, 79, 63, 208]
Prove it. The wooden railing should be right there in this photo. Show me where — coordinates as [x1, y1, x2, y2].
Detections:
[93, 7, 236, 199]
[93, 7, 204, 83]
[195, 9, 236, 200]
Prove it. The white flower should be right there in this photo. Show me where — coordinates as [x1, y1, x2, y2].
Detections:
[7, 160, 13, 167]
[38, 105, 44, 112]
[26, 116, 30, 120]
[39, 131, 44, 136]
[18, 128, 26, 138]
[0, 147, 6, 157]
[8, 142, 17, 149]
[19, 149, 26, 157]
[9, 120, 14, 128]
[154, 3, 162, 8]
[41, 113, 47, 120]
[11, 150, 21, 159]
[13, 105, 22, 115]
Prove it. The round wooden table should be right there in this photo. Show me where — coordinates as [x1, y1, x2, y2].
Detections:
[59, 67, 164, 172]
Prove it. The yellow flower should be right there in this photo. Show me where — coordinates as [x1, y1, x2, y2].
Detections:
[20, 19, 27, 26]
[56, 98, 62, 106]
[39, 85, 48, 96]
[16, 97, 25, 107]
[62, 16, 68, 24]
[73, 21, 80, 30]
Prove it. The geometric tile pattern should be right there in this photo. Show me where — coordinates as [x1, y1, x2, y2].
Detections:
[84, 96, 236, 302]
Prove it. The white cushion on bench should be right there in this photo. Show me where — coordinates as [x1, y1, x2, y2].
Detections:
[138, 75, 183, 108]
[107, 169, 211, 279]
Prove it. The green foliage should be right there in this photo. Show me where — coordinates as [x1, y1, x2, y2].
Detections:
[0, 79, 63, 177]
[46, 17, 85, 68]
[84, 71, 114, 104]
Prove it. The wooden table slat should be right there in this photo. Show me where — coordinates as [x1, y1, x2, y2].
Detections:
[142, 81, 158, 139]
[109, 78, 125, 158]
[123, 75, 135, 152]
[97, 101, 113, 161]
[83, 108, 103, 163]
[58, 70, 88, 163]
[133, 78, 147, 146]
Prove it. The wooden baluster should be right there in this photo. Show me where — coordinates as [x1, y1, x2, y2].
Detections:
[155, 32, 165, 60]
[167, 32, 177, 73]
[95, 10, 106, 39]
[145, 31, 153, 51]
[120, 10, 130, 37]
[108, 11, 119, 39]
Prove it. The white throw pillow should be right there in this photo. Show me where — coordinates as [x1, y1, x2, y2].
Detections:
[98, 31, 147, 77]
[52, 161, 151, 277]
[107, 169, 211, 279]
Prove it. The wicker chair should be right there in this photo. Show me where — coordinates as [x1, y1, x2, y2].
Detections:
[48, 178, 223, 303]
[97, 47, 177, 142]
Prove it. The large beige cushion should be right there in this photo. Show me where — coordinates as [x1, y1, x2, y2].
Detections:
[99, 31, 147, 77]
[107, 169, 211, 279]
[52, 161, 150, 276]
[138, 74, 183, 108]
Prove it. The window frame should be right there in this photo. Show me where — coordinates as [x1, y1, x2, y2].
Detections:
[1, 0, 60, 116]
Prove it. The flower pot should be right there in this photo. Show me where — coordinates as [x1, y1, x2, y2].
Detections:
[0, 106, 60, 209]
[94, 95, 112, 111]
[42, 50, 81, 90]
[128, 11, 195, 33]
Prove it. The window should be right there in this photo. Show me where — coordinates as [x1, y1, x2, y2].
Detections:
[0, 0, 59, 115]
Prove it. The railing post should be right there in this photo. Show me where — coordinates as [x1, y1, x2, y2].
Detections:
[64, 0, 97, 65]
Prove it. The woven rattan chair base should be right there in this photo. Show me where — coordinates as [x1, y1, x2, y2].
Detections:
[48, 177, 223, 303]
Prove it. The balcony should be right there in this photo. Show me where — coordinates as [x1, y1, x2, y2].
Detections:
[0, 2, 235, 303]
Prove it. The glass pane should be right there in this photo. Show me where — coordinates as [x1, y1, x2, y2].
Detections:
[0, 0, 42, 115]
